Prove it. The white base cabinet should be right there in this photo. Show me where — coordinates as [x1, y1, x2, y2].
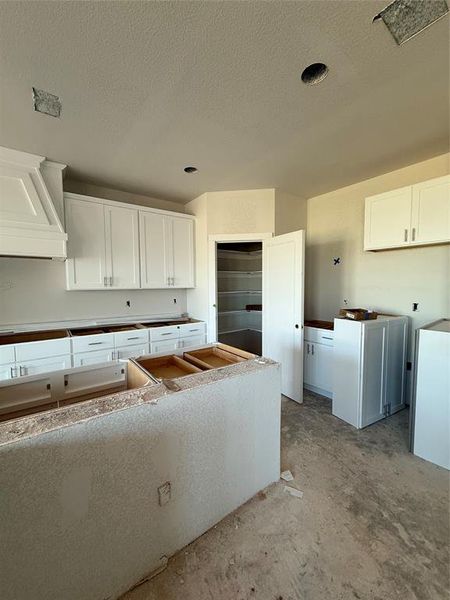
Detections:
[303, 326, 334, 399]
[413, 319, 450, 470]
[332, 316, 407, 429]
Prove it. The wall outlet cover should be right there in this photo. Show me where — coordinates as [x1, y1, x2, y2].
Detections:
[158, 482, 171, 506]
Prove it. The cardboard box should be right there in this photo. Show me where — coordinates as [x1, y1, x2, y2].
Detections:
[339, 308, 378, 321]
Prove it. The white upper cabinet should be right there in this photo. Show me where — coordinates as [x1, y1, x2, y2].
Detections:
[65, 193, 195, 290]
[411, 176, 450, 245]
[139, 211, 171, 288]
[140, 212, 195, 289]
[172, 216, 195, 288]
[104, 204, 140, 289]
[66, 196, 107, 290]
[364, 175, 450, 251]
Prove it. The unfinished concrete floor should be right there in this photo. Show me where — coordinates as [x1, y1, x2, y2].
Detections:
[122, 392, 450, 600]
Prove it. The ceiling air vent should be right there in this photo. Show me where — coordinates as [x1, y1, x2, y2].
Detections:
[32, 87, 62, 118]
[374, 0, 449, 45]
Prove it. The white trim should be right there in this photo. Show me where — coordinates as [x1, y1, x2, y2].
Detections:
[207, 232, 272, 343]
[63, 192, 193, 220]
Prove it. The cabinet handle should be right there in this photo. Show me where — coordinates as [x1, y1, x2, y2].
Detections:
[19, 365, 27, 376]
[10, 366, 18, 378]
[127, 336, 140, 341]
[404, 229, 408, 242]
[167, 276, 170, 286]
[160, 332, 173, 336]
[311, 344, 315, 355]
[172, 277, 175, 286]
[189, 328, 199, 332]
[88, 341, 104, 346]
[412, 228, 416, 241]
[307, 343, 310, 354]
[104, 276, 108, 287]
[109, 276, 113, 286]
[322, 336, 333, 340]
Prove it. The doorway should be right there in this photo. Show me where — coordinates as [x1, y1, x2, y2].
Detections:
[216, 241, 263, 355]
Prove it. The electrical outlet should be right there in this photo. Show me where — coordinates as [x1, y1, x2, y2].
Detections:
[126, 300, 131, 308]
[158, 482, 171, 506]
[173, 298, 177, 304]
[412, 302, 419, 312]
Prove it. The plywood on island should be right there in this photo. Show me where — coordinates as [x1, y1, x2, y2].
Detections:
[135, 355, 202, 380]
[184, 344, 254, 370]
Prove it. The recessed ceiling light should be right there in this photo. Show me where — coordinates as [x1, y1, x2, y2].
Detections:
[301, 63, 329, 86]
[183, 166, 198, 173]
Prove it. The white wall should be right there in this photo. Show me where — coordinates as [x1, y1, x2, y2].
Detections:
[0, 363, 280, 600]
[274, 189, 307, 235]
[0, 182, 187, 326]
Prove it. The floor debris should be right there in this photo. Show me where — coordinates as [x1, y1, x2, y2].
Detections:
[280, 470, 294, 482]
[284, 485, 303, 499]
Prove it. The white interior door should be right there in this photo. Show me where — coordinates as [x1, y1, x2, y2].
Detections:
[263, 230, 304, 402]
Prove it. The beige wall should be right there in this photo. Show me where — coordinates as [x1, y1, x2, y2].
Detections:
[0, 183, 187, 327]
[185, 189, 277, 324]
[275, 190, 307, 235]
[305, 152, 450, 341]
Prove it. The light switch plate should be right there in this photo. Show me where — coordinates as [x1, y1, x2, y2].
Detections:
[158, 481, 171, 506]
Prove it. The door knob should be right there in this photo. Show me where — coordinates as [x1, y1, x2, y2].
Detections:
[295, 324, 299, 329]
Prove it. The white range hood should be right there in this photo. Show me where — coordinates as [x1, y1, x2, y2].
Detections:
[0, 146, 67, 259]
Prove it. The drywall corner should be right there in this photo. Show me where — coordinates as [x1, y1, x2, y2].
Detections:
[274, 190, 307, 235]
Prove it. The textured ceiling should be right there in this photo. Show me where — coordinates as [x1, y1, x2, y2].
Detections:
[0, 1, 448, 203]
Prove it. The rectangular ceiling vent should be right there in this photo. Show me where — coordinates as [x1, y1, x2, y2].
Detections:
[32, 87, 62, 118]
[376, 0, 449, 45]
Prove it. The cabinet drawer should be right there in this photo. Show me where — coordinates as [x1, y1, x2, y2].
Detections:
[16, 338, 72, 362]
[304, 327, 334, 346]
[149, 325, 180, 342]
[71, 333, 114, 353]
[114, 329, 148, 347]
[73, 349, 115, 367]
[0, 363, 17, 381]
[0, 375, 53, 415]
[150, 339, 179, 354]
[0, 345, 15, 365]
[178, 322, 206, 338]
[178, 335, 206, 350]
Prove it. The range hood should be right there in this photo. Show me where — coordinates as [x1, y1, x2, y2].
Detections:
[0, 146, 67, 259]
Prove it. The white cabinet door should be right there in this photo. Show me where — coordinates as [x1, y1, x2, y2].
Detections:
[313, 342, 333, 393]
[0, 363, 17, 381]
[364, 187, 412, 250]
[171, 216, 195, 288]
[304, 342, 314, 386]
[385, 318, 407, 415]
[66, 197, 107, 290]
[139, 211, 171, 288]
[178, 335, 205, 349]
[73, 349, 114, 367]
[411, 175, 450, 245]
[19, 354, 72, 377]
[360, 321, 387, 427]
[114, 344, 149, 360]
[150, 339, 179, 354]
[105, 204, 140, 289]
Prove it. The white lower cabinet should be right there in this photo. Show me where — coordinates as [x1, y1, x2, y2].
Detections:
[178, 335, 206, 349]
[18, 355, 72, 378]
[150, 339, 179, 354]
[0, 363, 17, 381]
[332, 316, 407, 429]
[303, 327, 333, 399]
[73, 349, 115, 367]
[114, 344, 149, 360]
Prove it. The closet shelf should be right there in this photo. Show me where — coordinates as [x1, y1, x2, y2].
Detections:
[217, 290, 262, 296]
[218, 310, 262, 315]
[217, 270, 262, 276]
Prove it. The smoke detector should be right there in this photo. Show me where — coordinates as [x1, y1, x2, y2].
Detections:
[374, 0, 449, 45]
